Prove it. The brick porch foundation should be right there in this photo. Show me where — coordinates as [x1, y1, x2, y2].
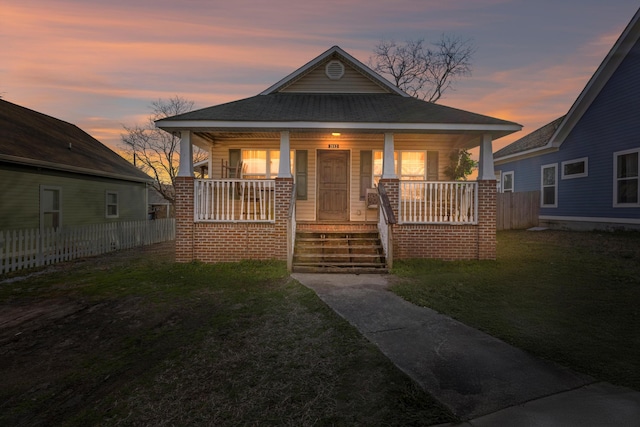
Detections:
[379, 179, 497, 261]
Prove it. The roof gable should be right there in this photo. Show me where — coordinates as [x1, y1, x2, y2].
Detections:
[550, 8, 640, 147]
[157, 45, 522, 141]
[495, 7, 640, 161]
[261, 46, 407, 96]
[0, 99, 150, 182]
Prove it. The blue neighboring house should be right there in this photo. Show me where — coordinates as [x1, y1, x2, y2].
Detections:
[494, 8, 640, 231]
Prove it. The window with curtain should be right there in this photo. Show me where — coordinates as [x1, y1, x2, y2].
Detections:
[374, 151, 431, 183]
[241, 149, 294, 179]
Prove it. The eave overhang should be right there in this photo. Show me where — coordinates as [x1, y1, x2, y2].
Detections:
[157, 120, 522, 140]
[494, 145, 559, 165]
[0, 154, 153, 184]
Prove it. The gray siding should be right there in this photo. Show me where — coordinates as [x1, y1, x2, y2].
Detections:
[0, 164, 148, 231]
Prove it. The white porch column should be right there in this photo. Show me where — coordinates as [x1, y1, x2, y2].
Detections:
[207, 145, 213, 179]
[478, 133, 495, 180]
[382, 132, 397, 179]
[278, 130, 292, 178]
[178, 130, 194, 178]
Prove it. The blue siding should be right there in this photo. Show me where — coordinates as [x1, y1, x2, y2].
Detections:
[496, 37, 640, 221]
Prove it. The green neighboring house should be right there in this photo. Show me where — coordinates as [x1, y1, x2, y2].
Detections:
[0, 99, 152, 232]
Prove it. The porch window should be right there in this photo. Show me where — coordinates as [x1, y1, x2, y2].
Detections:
[106, 191, 119, 218]
[374, 150, 436, 183]
[541, 164, 557, 207]
[241, 149, 294, 179]
[614, 148, 639, 206]
[502, 171, 514, 193]
[40, 185, 61, 230]
[561, 157, 588, 179]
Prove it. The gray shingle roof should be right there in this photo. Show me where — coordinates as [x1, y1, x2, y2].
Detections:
[494, 116, 565, 159]
[0, 99, 150, 182]
[157, 93, 519, 127]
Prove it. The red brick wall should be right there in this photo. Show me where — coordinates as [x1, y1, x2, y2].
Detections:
[476, 179, 497, 260]
[175, 176, 194, 263]
[383, 179, 497, 261]
[176, 178, 293, 264]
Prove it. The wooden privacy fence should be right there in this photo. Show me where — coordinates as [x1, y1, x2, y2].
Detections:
[0, 218, 175, 275]
[497, 191, 540, 230]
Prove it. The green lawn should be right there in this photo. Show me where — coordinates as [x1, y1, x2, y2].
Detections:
[391, 229, 640, 391]
[0, 246, 454, 426]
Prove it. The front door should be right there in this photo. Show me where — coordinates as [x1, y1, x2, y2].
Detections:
[317, 150, 349, 221]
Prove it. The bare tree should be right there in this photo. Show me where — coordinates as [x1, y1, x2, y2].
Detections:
[121, 96, 206, 207]
[371, 35, 477, 179]
[370, 34, 475, 103]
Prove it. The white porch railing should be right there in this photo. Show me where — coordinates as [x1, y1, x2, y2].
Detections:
[399, 181, 478, 224]
[194, 179, 276, 222]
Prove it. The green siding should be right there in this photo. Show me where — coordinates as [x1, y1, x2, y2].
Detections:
[0, 164, 148, 231]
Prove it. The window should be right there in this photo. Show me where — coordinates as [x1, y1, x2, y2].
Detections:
[40, 185, 61, 231]
[106, 191, 119, 218]
[373, 150, 437, 183]
[502, 171, 514, 193]
[562, 157, 588, 179]
[541, 164, 557, 207]
[614, 148, 639, 206]
[241, 149, 293, 179]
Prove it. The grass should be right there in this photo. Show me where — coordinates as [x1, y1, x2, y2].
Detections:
[0, 245, 455, 426]
[391, 229, 640, 391]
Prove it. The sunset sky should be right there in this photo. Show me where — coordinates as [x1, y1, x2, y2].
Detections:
[2, 0, 639, 154]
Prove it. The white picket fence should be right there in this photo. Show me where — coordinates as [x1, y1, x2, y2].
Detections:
[0, 218, 175, 275]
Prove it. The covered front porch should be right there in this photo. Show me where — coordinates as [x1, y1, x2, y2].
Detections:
[172, 129, 502, 270]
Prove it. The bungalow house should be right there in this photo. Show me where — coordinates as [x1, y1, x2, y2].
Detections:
[494, 8, 640, 231]
[0, 99, 152, 232]
[156, 46, 521, 271]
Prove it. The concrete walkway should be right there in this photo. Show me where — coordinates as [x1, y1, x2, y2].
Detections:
[292, 273, 640, 426]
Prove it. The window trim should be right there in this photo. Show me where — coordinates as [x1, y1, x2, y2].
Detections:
[40, 185, 62, 231]
[613, 148, 640, 207]
[502, 171, 514, 193]
[106, 191, 119, 218]
[561, 157, 588, 180]
[541, 163, 558, 208]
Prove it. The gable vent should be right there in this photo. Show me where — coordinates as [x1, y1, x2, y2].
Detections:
[325, 60, 345, 80]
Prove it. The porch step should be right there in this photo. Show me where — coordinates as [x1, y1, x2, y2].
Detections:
[292, 229, 388, 274]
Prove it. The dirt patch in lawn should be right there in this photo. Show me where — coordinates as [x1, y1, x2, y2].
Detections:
[0, 242, 180, 426]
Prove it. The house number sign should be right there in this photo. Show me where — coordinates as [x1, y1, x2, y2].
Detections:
[328, 144, 339, 148]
